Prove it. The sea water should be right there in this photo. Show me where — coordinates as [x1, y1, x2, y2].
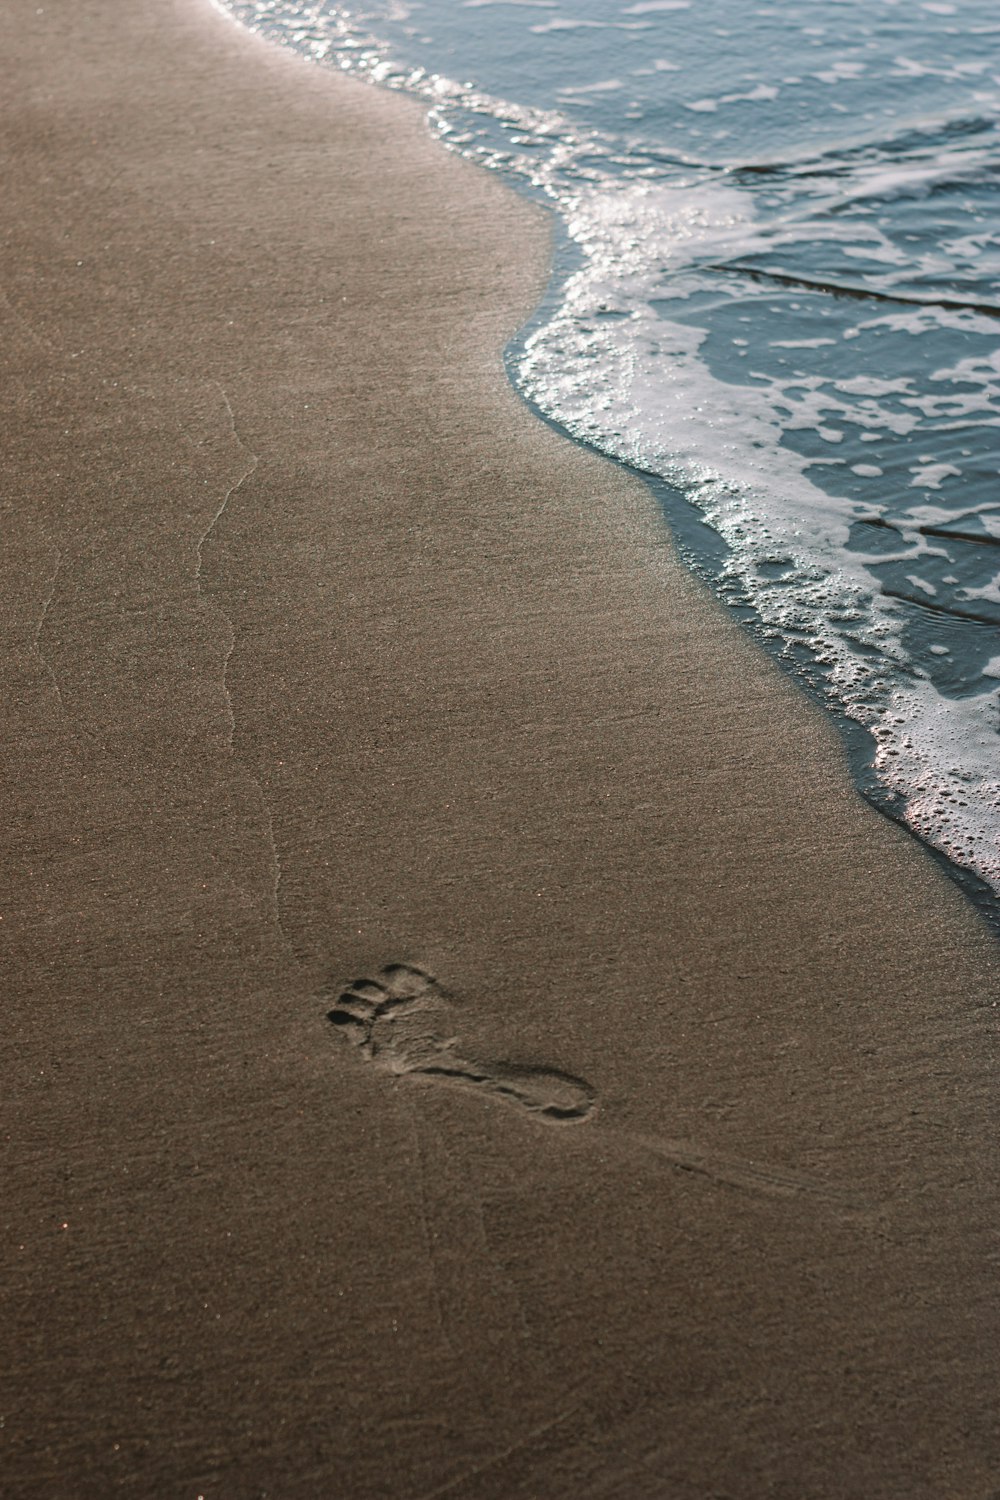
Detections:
[216, 0, 1000, 914]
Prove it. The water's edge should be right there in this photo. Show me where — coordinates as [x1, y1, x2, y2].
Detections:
[503, 215, 1000, 932]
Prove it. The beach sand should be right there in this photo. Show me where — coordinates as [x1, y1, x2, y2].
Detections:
[3, 0, 1000, 1494]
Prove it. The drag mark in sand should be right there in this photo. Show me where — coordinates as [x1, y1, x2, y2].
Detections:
[624, 1130, 871, 1212]
[195, 386, 258, 752]
[329, 964, 876, 1217]
[34, 549, 64, 710]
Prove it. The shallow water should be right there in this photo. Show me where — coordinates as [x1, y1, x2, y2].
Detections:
[215, 0, 1000, 912]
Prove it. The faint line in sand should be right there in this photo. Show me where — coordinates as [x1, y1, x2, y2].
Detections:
[34, 549, 64, 710]
[194, 385, 258, 586]
[412, 1400, 586, 1500]
[193, 384, 289, 948]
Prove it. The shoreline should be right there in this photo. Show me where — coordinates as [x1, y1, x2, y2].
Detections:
[505, 202, 1000, 934]
[3, 0, 1000, 1494]
[509, 362, 1000, 934]
[507, 238, 1000, 933]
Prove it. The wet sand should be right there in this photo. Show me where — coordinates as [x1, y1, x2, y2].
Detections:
[3, 0, 1000, 1494]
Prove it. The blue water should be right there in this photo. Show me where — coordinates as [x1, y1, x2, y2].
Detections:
[216, 0, 1000, 910]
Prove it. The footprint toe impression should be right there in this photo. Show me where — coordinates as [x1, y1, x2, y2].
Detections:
[327, 964, 595, 1124]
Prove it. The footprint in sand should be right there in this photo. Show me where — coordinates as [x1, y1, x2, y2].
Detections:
[327, 963, 596, 1123]
[327, 963, 875, 1217]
